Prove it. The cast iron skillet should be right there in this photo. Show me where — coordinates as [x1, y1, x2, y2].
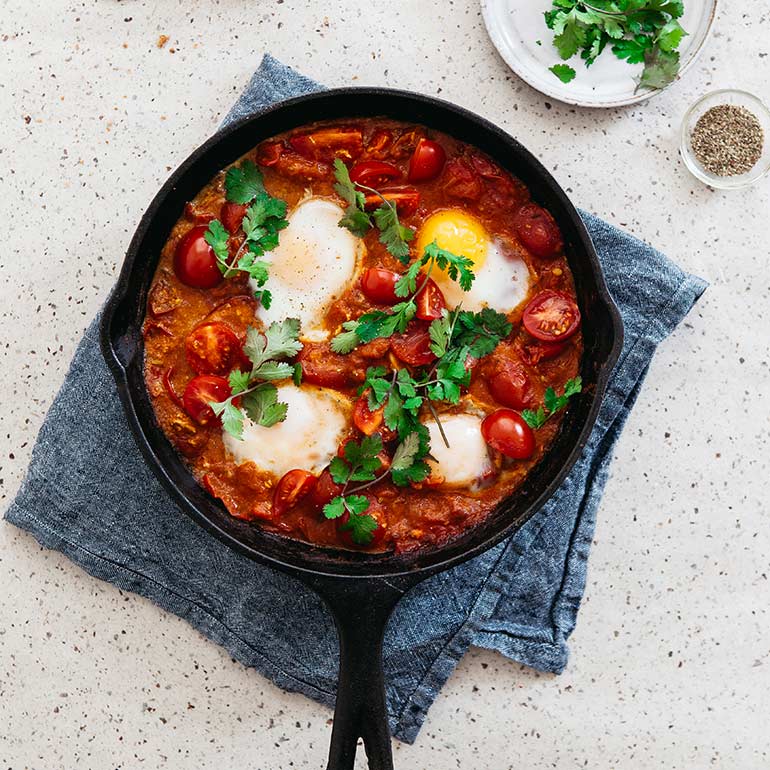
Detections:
[101, 88, 623, 770]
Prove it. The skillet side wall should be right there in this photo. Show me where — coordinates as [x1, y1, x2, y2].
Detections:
[101, 89, 622, 580]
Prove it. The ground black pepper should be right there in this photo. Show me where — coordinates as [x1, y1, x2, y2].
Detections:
[690, 104, 764, 177]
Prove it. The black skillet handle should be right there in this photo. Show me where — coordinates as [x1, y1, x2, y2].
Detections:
[303, 574, 418, 770]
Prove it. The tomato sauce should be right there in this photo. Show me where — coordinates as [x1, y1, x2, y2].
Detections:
[143, 119, 582, 553]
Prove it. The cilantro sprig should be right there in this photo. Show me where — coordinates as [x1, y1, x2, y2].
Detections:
[323, 430, 431, 545]
[521, 377, 583, 430]
[209, 318, 304, 439]
[358, 306, 511, 449]
[332, 159, 414, 262]
[331, 241, 476, 355]
[544, 0, 687, 90]
[203, 160, 290, 309]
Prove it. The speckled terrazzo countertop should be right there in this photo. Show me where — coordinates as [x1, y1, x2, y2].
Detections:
[1, 2, 768, 768]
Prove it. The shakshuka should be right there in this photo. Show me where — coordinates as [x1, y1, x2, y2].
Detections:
[143, 119, 583, 553]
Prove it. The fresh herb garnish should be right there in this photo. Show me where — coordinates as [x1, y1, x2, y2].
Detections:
[332, 159, 414, 262]
[323, 430, 431, 545]
[331, 241, 476, 354]
[203, 160, 290, 309]
[521, 377, 583, 430]
[356, 306, 511, 449]
[543, 1, 687, 90]
[209, 318, 303, 439]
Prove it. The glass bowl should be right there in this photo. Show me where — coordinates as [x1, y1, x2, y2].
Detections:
[680, 89, 770, 190]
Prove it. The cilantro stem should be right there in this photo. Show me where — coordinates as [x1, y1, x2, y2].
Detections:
[425, 400, 450, 449]
[354, 182, 397, 216]
[580, 1, 625, 16]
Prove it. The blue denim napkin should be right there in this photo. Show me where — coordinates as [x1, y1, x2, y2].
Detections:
[4, 54, 707, 743]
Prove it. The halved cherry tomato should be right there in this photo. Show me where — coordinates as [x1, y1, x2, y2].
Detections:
[174, 225, 223, 289]
[364, 187, 420, 216]
[391, 326, 436, 367]
[520, 339, 568, 366]
[353, 392, 385, 436]
[272, 470, 317, 518]
[310, 469, 343, 509]
[185, 322, 243, 376]
[221, 202, 248, 234]
[408, 138, 447, 183]
[514, 203, 563, 258]
[360, 268, 401, 305]
[481, 409, 535, 459]
[350, 160, 401, 187]
[443, 158, 483, 201]
[522, 291, 581, 342]
[182, 375, 231, 425]
[255, 141, 284, 167]
[289, 127, 363, 161]
[487, 360, 534, 410]
[415, 278, 446, 321]
[337, 496, 387, 549]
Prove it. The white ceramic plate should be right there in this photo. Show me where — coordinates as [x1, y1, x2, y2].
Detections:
[482, 0, 718, 107]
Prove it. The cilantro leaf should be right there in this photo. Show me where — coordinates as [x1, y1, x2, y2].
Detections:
[323, 496, 346, 520]
[522, 377, 582, 430]
[639, 47, 679, 89]
[225, 160, 266, 204]
[390, 431, 431, 487]
[372, 203, 414, 263]
[328, 456, 350, 485]
[244, 318, 303, 369]
[550, 64, 577, 83]
[612, 34, 653, 63]
[204, 220, 230, 272]
[429, 315, 451, 358]
[210, 400, 245, 439]
[339, 504, 378, 545]
[423, 241, 475, 292]
[228, 369, 251, 395]
[333, 158, 372, 238]
[241, 383, 288, 428]
[553, 17, 587, 59]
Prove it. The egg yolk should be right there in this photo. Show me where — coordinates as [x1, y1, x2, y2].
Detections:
[415, 210, 488, 272]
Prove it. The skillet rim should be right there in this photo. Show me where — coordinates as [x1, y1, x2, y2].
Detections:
[100, 86, 624, 581]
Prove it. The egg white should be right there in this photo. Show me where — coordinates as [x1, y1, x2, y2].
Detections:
[253, 197, 360, 341]
[435, 237, 531, 314]
[222, 384, 351, 477]
[424, 412, 494, 488]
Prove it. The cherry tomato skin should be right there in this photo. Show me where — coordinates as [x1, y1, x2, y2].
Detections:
[174, 226, 223, 289]
[353, 393, 385, 436]
[415, 278, 446, 321]
[391, 326, 436, 367]
[364, 187, 420, 216]
[487, 361, 534, 410]
[408, 138, 447, 183]
[349, 160, 402, 187]
[311, 469, 343, 509]
[220, 202, 248, 234]
[360, 268, 401, 305]
[272, 470, 317, 518]
[514, 203, 563, 258]
[481, 409, 536, 460]
[185, 322, 243, 376]
[182, 375, 231, 425]
[522, 291, 581, 342]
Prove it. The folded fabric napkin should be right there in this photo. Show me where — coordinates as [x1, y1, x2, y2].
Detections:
[4, 54, 707, 743]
